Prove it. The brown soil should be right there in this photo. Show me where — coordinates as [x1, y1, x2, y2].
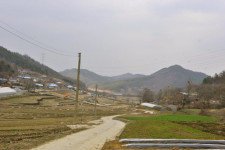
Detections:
[0, 126, 85, 150]
[172, 130, 194, 137]
[0, 91, 132, 150]
[101, 140, 126, 150]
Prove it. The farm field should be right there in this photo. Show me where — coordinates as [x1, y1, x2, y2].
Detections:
[0, 90, 131, 150]
[121, 114, 221, 122]
[102, 114, 225, 149]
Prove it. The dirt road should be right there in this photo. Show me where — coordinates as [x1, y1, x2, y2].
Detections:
[31, 115, 125, 150]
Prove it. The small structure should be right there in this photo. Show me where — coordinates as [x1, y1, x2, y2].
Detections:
[167, 105, 177, 114]
[17, 75, 23, 78]
[35, 83, 44, 87]
[64, 94, 68, 99]
[0, 78, 7, 85]
[48, 83, 58, 88]
[141, 103, 164, 110]
[67, 85, 73, 89]
[114, 93, 123, 96]
[0, 87, 16, 97]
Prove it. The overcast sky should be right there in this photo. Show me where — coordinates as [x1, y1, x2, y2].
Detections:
[0, 0, 225, 76]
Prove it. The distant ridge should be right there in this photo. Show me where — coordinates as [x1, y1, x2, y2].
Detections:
[60, 65, 207, 93]
[100, 65, 208, 93]
[60, 68, 145, 87]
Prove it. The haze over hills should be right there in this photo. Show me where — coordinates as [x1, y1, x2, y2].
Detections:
[100, 65, 208, 93]
[61, 65, 207, 94]
[60, 68, 145, 87]
[1, 45, 207, 93]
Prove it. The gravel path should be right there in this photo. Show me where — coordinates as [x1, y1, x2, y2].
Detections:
[31, 115, 125, 150]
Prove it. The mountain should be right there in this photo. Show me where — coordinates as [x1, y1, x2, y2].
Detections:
[60, 65, 207, 94]
[99, 65, 208, 93]
[0, 46, 86, 89]
[111, 73, 145, 81]
[60, 68, 145, 87]
[0, 59, 17, 78]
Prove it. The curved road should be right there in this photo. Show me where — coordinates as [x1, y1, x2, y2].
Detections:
[32, 115, 125, 150]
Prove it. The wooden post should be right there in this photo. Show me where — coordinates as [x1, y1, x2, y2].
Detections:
[94, 84, 98, 117]
[74, 53, 81, 125]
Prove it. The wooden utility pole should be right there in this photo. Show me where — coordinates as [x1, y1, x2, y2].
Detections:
[74, 53, 81, 125]
[94, 84, 98, 117]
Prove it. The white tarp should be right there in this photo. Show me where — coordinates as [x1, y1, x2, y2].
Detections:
[141, 102, 164, 111]
[0, 87, 16, 94]
[141, 103, 158, 108]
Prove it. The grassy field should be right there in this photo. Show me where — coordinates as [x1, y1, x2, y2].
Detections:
[102, 114, 225, 150]
[121, 114, 221, 122]
[120, 120, 224, 139]
[119, 114, 224, 140]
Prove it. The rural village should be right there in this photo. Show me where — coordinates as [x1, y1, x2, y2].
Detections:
[1, 0, 225, 150]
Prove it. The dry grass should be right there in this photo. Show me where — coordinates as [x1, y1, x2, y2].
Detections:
[101, 140, 127, 150]
[0, 90, 132, 150]
[101, 140, 185, 150]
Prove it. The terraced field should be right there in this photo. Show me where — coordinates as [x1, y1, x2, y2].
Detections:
[0, 90, 130, 150]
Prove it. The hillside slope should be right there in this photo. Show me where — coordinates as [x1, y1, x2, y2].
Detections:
[99, 65, 207, 93]
[0, 59, 17, 78]
[0, 46, 86, 88]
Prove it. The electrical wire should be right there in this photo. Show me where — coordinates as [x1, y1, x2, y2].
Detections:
[0, 21, 224, 73]
[0, 24, 74, 57]
[0, 20, 72, 55]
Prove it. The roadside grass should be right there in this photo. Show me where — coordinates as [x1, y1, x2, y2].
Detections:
[121, 114, 220, 122]
[120, 120, 224, 140]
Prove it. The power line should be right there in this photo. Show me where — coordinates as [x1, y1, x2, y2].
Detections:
[1, 21, 224, 74]
[0, 24, 73, 57]
[0, 20, 73, 55]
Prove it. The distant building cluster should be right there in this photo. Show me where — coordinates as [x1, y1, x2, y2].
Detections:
[0, 69, 85, 97]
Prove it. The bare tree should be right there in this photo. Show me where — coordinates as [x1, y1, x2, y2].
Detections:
[138, 88, 155, 103]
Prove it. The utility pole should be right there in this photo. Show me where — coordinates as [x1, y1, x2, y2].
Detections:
[74, 53, 81, 125]
[94, 84, 98, 117]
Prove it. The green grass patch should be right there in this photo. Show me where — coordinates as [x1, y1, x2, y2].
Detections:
[120, 120, 224, 139]
[121, 114, 220, 122]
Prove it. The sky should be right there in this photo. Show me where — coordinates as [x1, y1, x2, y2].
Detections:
[0, 0, 225, 76]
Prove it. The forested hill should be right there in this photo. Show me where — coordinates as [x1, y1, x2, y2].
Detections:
[0, 59, 17, 78]
[99, 65, 208, 93]
[60, 68, 145, 87]
[203, 71, 225, 84]
[0, 46, 86, 88]
[0, 46, 60, 77]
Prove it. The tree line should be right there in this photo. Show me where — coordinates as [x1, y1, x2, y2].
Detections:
[138, 71, 225, 109]
[0, 59, 17, 78]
